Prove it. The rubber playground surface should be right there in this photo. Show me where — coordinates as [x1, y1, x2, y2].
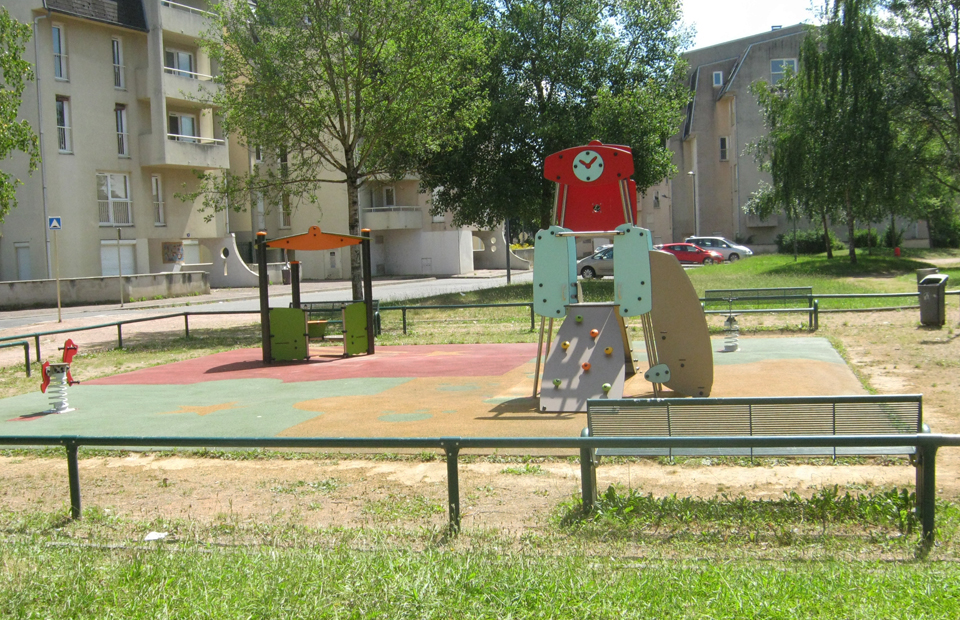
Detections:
[0, 337, 864, 440]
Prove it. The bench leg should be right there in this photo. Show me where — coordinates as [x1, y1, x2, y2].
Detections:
[916, 444, 938, 543]
[580, 447, 597, 512]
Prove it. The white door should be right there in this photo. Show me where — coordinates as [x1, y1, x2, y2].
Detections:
[182, 240, 200, 264]
[100, 241, 136, 276]
[15, 244, 31, 280]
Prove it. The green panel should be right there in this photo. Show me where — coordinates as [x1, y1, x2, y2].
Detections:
[307, 321, 327, 339]
[613, 224, 653, 317]
[533, 226, 577, 318]
[343, 302, 368, 356]
[269, 308, 308, 361]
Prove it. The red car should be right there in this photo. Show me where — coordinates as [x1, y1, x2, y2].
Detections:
[656, 243, 723, 265]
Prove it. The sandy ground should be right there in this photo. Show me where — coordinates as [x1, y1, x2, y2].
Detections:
[1, 300, 959, 534]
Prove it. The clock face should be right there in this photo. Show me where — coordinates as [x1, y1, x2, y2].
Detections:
[572, 149, 604, 182]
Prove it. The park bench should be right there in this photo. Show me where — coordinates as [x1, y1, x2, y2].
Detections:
[580, 394, 928, 517]
[702, 287, 818, 330]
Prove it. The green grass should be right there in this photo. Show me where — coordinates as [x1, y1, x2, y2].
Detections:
[3, 542, 960, 618]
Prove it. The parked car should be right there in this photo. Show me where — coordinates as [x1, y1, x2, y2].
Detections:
[683, 236, 753, 262]
[577, 246, 614, 279]
[656, 243, 723, 265]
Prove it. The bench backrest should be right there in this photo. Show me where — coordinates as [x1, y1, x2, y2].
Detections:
[587, 395, 922, 457]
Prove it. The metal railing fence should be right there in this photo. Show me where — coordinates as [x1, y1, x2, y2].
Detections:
[0, 341, 31, 376]
[1, 432, 958, 542]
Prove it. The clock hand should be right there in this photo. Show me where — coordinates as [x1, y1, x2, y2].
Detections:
[578, 156, 599, 169]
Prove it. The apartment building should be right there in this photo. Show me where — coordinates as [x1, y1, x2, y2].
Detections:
[2, 0, 484, 284]
[663, 24, 930, 247]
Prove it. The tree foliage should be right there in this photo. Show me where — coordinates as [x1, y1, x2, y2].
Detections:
[750, 0, 908, 263]
[195, 0, 487, 296]
[419, 0, 691, 230]
[0, 8, 40, 223]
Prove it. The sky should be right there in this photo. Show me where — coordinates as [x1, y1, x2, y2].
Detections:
[681, 0, 821, 50]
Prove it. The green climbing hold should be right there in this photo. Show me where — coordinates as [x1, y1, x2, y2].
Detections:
[602, 383, 612, 393]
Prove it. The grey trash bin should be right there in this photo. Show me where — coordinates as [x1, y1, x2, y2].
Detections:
[919, 273, 949, 326]
[916, 267, 939, 284]
[281, 264, 291, 285]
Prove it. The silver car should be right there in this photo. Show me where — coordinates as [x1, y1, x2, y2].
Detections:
[684, 236, 753, 262]
[577, 246, 614, 279]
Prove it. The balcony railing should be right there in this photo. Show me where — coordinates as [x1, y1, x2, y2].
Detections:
[154, 200, 166, 226]
[57, 126, 72, 153]
[54, 53, 67, 80]
[98, 200, 133, 226]
[117, 131, 130, 156]
[114, 63, 125, 89]
[166, 133, 225, 146]
[160, 0, 215, 18]
[163, 67, 215, 81]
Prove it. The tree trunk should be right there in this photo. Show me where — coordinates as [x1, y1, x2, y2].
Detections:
[821, 209, 833, 259]
[346, 173, 363, 300]
[846, 190, 857, 265]
[540, 181, 554, 230]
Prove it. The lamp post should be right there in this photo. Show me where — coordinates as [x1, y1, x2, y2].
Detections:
[688, 170, 700, 236]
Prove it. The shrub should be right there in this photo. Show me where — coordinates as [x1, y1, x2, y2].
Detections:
[853, 228, 881, 249]
[775, 228, 844, 254]
[928, 207, 960, 248]
[883, 224, 904, 248]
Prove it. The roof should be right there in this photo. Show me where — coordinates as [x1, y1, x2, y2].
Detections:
[46, 0, 148, 32]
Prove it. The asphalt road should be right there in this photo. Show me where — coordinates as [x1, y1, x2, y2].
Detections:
[0, 271, 533, 334]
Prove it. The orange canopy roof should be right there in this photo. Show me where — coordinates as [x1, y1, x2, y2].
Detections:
[265, 226, 364, 251]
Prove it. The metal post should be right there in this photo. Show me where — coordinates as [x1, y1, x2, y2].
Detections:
[505, 219, 511, 285]
[55, 230, 62, 323]
[402, 308, 407, 335]
[579, 428, 596, 512]
[117, 228, 124, 307]
[24, 343, 31, 377]
[813, 300, 819, 331]
[361, 230, 375, 355]
[66, 441, 81, 519]
[257, 232, 271, 364]
[117, 324, 123, 349]
[35, 335, 41, 362]
[529, 303, 535, 331]
[443, 441, 461, 534]
[918, 443, 938, 542]
[532, 316, 546, 397]
[290, 261, 301, 309]
[184, 313, 190, 339]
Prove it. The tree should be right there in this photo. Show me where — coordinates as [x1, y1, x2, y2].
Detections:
[0, 8, 40, 223]
[194, 0, 488, 297]
[418, 0, 691, 231]
[750, 1, 904, 264]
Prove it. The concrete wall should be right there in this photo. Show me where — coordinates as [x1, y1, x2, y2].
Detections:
[0, 271, 209, 310]
[472, 229, 531, 270]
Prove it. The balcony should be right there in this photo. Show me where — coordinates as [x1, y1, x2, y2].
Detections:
[362, 206, 423, 231]
[139, 132, 229, 170]
[160, 1, 214, 40]
[163, 68, 221, 104]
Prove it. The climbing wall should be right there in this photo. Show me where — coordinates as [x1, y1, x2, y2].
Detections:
[540, 304, 635, 412]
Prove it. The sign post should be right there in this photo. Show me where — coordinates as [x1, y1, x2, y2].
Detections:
[48, 217, 63, 322]
[117, 228, 123, 307]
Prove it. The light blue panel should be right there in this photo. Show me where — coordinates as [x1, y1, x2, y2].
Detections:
[533, 226, 577, 318]
[613, 224, 653, 317]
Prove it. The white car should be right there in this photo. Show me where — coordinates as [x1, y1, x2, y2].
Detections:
[683, 237, 753, 262]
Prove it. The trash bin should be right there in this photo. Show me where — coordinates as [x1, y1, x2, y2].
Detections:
[281, 264, 291, 285]
[919, 273, 949, 327]
[916, 267, 939, 284]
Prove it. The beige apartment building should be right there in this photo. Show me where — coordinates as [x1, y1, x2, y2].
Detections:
[2, 0, 487, 284]
[665, 24, 929, 247]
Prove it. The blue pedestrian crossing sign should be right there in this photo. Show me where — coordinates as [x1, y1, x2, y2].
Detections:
[48, 216, 62, 230]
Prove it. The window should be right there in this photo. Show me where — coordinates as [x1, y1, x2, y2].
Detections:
[152, 175, 165, 226]
[383, 186, 396, 207]
[52, 24, 68, 80]
[167, 112, 197, 142]
[15, 242, 31, 281]
[115, 105, 129, 156]
[97, 173, 133, 226]
[712, 71, 723, 87]
[254, 145, 263, 162]
[112, 37, 125, 89]
[255, 192, 266, 231]
[164, 49, 195, 78]
[56, 97, 72, 153]
[280, 195, 292, 229]
[719, 136, 729, 161]
[432, 211, 445, 223]
[771, 58, 797, 83]
[653, 192, 660, 209]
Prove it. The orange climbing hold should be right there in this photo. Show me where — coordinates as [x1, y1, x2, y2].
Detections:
[582, 362, 591, 371]
[590, 329, 599, 338]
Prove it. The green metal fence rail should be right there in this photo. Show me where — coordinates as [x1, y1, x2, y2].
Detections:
[0, 311, 259, 362]
[0, 341, 31, 377]
[379, 302, 536, 335]
[1, 433, 958, 541]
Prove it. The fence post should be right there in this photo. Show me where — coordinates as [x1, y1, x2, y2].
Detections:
[402, 308, 408, 335]
[579, 429, 596, 512]
[442, 439, 461, 534]
[66, 440, 81, 519]
[917, 442, 938, 542]
[117, 324, 123, 349]
[35, 335, 41, 362]
[529, 303, 535, 331]
[23, 343, 31, 377]
[184, 313, 190, 339]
